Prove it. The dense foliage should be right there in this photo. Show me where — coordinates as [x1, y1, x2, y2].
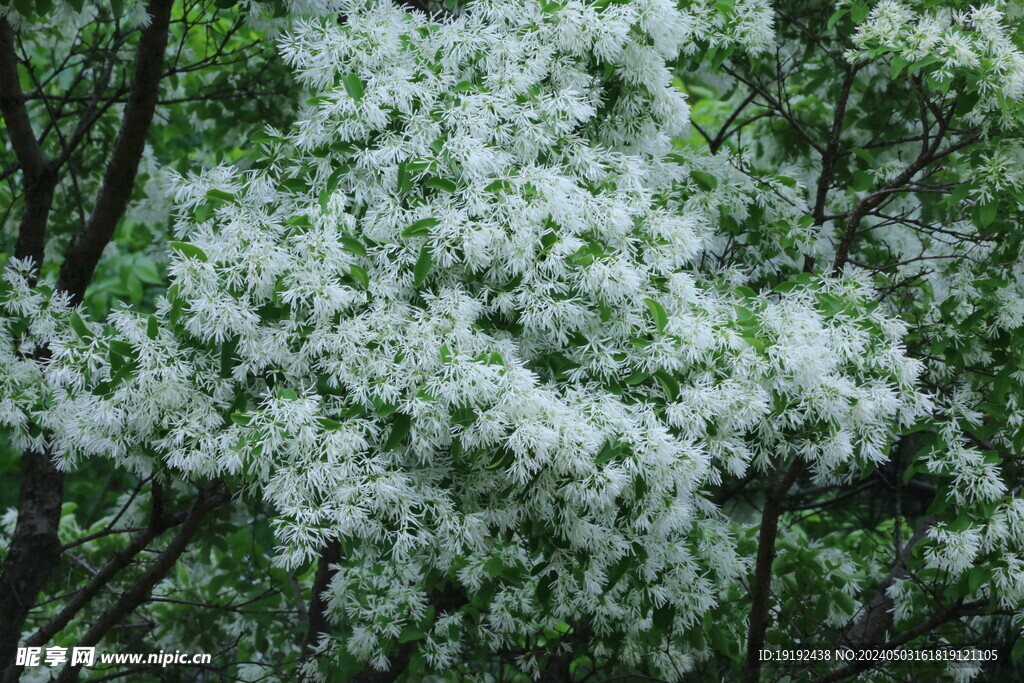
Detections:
[1, 0, 1024, 681]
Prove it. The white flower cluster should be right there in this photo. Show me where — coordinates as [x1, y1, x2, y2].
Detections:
[848, 0, 1024, 127]
[675, 0, 776, 55]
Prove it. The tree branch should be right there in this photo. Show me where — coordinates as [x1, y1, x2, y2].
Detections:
[56, 0, 175, 303]
[0, 17, 57, 272]
[832, 98, 979, 274]
[15, 487, 188, 658]
[0, 18, 46, 176]
[815, 599, 989, 682]
[0, 445, 66, 677]
[742, 458, 805, 683]
[299, 539, 342, 677]
[54, 482, 230, 683]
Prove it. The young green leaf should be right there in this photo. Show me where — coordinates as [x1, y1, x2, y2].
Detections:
[402, 217, 439, 238]
[643, 298, 668, 333]
[348, 264, 370, 289]
[342, 73, 365, 102]
[170, 241, 208, 263]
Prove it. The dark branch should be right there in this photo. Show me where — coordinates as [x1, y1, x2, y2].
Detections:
[742, 458, 805, 683]
[54, 482, 230, 683]
[0, 18, 47, 176]
[0, 17, 57, 272]
[815, 599, 990, 682]
[300, 539, 342, 676]
[56, 0, 175, 303]
[18, 485, 188, 656]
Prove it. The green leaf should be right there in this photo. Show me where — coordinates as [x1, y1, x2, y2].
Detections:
[484, 557, 504, 577]
[398, 626, 427, 644]
[413, 245, 433, 288]
[852, 171, 874, 191]
[337, 652, 363, 678]
[977, 202, 997, 228]
[342, 73, 365, 102]
[536, 573, 555, 604]
[325, 168, 346, 195]
[596, 440, 624, 465]
[849, 147, 875, 166]
[652, 604, 676, 631]
[419, 605, 437, 630]
[170, 241, 208, 263]
[833, 591, 856, 614]
[125, 275, 143, 303]
[318, 416, 344, 430]
[485, 449, 513, 470]
[134, 259, 162, 285]
[146, 315, 159, 340]
[383, 413, 412, 451]
[643, 298, 668, 333]
[230, 413, 251, 426]
[653, 370, 680, 399]
[968, 565, 991, 594]
[348, 264, 370, 289]
[826, 8, 848, 30]
[624, 370, 649, 385]
[205, 188, 234, 204]
[691, 171, 718, 191]
[193, 203, 212, 222]
[397, 164, 413, 193]
[375, 400, 398, 418]
[278, 388, 298, 400]
[403, 217, 439, 238]
[424, 176, 457, 193]
[851, 1, 869, 24]
[286, 215, 313, 231]
[890, 55, 908, 80]
[485, 179, 513, 194]
[110, 337, 135, 354]
[949, 185, 971, 206]
[340, 237, 367, 257]
[278, 178, 309, 194]
[250, 129, 276, 145]
[1012, 637, 1024, 663]
[712, 0, 733, 16]
[69, 312, 92, 340]
[605, 556, 630, 590]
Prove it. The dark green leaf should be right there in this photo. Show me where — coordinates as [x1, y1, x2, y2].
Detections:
[383, 413, 412, 451]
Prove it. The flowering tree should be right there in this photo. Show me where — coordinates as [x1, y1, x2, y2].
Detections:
[1, 0, 1023, 681]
